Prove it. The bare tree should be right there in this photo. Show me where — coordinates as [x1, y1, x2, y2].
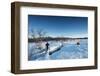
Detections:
[31, 28, 47, 39]
[37, 29, 47, 38]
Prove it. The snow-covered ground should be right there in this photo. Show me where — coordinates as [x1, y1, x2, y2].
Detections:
[28, 39, 88, 61]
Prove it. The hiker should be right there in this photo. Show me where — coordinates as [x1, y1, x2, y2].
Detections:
[46, 42, 49, 52]
[76, 42, 80, 45]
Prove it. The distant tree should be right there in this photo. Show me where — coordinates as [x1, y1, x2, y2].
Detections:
[37, 29, 47, 38]
[31, 29, 36, 39]
[31, 28, 47, 42]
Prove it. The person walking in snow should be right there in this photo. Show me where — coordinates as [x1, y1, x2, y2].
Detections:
[46, 42, 49, 52]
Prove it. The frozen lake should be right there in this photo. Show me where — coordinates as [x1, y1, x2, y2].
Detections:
[28, 39, 88, 61]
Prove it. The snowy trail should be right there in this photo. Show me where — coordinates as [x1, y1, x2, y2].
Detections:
[48, 43, 62, 52]
[50, 42, 88, 59]
[28, 39, 88, 60]
[29, 43, 63, 60]
[45, 51, 50, 59]
[45, 43, 63, 59]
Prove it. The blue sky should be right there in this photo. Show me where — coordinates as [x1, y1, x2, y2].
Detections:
[28, 15, 88, 38]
